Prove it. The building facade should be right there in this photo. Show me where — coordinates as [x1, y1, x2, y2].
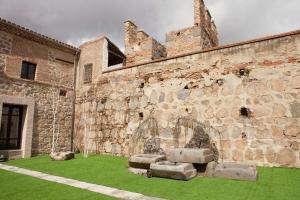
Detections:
[1, 0, 300, 168]
[0, 18, 79, 159]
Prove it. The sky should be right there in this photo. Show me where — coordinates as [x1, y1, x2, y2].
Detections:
[0, 0, 299, 49]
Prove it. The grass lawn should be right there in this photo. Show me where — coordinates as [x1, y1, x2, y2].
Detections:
[0, 169, 116, 200]
[2, 154, 300, 200]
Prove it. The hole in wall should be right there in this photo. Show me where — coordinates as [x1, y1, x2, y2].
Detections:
[139, 82, 145, 88]
[59, 89, 67, 97]
[138, 42, 141, 46]
[101, 97, 107, 104]
[139, 112, 144, 120]
[216, 79, 224, 86]
[238, 68, 250, 77]
[240, 107, 251, 118]
[242, 132, 247, 139]
[177, 32, 181, 36]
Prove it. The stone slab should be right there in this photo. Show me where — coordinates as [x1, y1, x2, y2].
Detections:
[129, 154, 166, 169]
[150, 161, 197, 181]
[128, 167, 148, 176]
[168, 148, 214, 164]
[50, 151, 75, 161]
[213, 163, 258, 181]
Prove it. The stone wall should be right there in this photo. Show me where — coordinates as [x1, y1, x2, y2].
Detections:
[0, 29, 76, 155]
[166, 0, 218, 57]
[124, 21, 166, 66]
[75, 32, 300, 168]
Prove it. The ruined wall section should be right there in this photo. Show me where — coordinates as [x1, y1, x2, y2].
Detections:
[125, 21, 166, 66]
[166, 0, 218, 57]
[75, 33, 300, 168]
[0, 30, 76, 155]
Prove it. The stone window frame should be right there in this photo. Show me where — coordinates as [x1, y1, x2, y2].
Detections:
[0, 95, 34, 158]
[83, 63, 93, 84]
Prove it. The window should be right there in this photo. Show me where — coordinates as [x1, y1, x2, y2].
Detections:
[21, 61, 36, 80]
[84, 64, 93, 84]
[0, 104, 24, 150]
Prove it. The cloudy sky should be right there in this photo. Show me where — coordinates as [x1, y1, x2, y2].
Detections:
[0, 0, 299, 49]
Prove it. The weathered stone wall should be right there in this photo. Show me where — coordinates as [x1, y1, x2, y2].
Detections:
[124, 21, 166, 66]
[0, 30, 76, 155]
[166, 0, 218, 57]
[75, 33, 300, 168]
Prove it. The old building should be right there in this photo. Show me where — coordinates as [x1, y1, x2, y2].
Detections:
[0, 18, 79, 159]
[1, 0, 300, 168]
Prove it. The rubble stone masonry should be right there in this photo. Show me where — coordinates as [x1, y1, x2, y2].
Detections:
[75, 32, 300, 168]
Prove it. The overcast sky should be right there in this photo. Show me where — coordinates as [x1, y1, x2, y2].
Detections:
[0, 0, 299, 49]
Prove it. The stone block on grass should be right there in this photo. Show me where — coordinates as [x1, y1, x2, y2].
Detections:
[150, 161, 197, 181]
[213, 163, 258, 181]
[50, 151, 75, 161]
[129, 154, 166, 169]
[168, 148, 214, 164]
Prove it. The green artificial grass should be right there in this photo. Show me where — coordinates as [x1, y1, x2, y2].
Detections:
[0, 169, 116, 200]
[4, 154, 300, 200]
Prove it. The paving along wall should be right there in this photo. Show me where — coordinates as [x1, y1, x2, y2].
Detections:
[0, 30, 76, 155]
[74, 32, 300, 168]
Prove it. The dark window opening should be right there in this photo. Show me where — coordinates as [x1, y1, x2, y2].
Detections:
[240, 107, 251, 118]
[108, 42, 125, 67]
[21, 61, 36, 80]
[0, 104, 24, 150]
[84, 64, 93, 84]
[59, 90, 67, 97]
